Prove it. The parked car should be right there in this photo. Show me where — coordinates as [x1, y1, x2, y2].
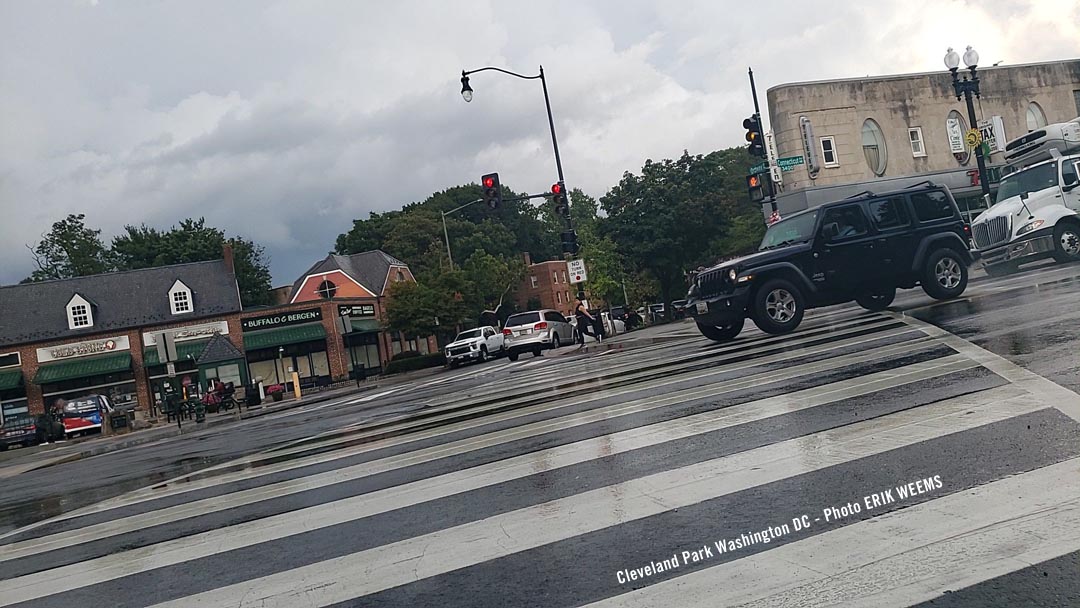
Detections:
[671, 299, 689, 319]
[444, 326, 506, 367]
[1, 415, 40, 450]
[502, 310, 574, 361]
[60, 394, 115, 439]
[687, 182, 976, 341]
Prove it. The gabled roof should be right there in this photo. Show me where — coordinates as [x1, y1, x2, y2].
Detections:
[0, 260, 240, 348]
[196, 333, 245, 365]
[289, 250, 409, 299]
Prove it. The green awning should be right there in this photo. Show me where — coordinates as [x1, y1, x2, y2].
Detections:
[33, 353, 132, 385]
[143, 340, 210, 366]
[349, 318, 382, 332]
[243, 323, 327, 351]
[0, 369, 23, 391]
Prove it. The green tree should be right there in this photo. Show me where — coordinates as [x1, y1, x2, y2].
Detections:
[383, 270, 474, 343]
[24, 214, 113, 282]
[111, 218, 273, 306]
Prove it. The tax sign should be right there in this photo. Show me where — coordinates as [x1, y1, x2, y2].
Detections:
[567, 259, 588, 284]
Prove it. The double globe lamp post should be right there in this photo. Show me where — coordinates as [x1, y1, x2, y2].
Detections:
[944, 45, 992, 202]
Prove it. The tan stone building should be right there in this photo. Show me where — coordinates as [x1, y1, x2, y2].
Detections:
[766, 59, 1080, 219]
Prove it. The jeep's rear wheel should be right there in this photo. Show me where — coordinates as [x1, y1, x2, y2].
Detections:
[855, 287, 896, 312]
[1052, 222, 1080, 263]
[921, 248, 968, 300]
[696, 318, 744, 342]
[751, 279, 805, 335]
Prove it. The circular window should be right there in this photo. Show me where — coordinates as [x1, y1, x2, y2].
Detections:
[861, 118, 887, 176]
[1026, 102, 1047, 132]
[948, 110, 970, 166]
[316, 279, 337, 299]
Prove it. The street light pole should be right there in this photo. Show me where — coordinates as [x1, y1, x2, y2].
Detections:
[945, 46, 993, 202]
[440, 198, 483, 271]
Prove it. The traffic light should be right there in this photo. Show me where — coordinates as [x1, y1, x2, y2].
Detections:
[552, 182, 570, 217]
[743, 115, 765, 158]
[747, 173, 769, 203]
[561, 230, 579, 255]
[481, 173, 502, 209]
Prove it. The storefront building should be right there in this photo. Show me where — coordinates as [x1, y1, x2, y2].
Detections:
[0, 255, 243, 423]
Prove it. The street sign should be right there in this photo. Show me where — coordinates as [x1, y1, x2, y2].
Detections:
[964, 128, 982, 149]
[777, 156, 805, 172]
[166, 362, 176, 378]
[749, 162, 768, 175]
[567, 259, 588, 284]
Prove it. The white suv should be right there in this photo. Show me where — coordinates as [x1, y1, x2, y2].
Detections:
[502, 310, 573, 361]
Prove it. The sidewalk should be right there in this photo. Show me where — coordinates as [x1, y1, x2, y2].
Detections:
[0, 365, 445, 479]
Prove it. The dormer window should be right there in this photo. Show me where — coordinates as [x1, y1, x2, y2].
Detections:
[169, 280, 193, 315]
[395, 270, 405, 282]
[66, 294, 94, 330]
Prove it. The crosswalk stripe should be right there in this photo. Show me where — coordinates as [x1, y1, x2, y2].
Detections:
[114, 391, 1043, 608]
[0, 354, 979, 563]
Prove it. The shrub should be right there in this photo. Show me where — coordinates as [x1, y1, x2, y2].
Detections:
[384, 352, 446, 374]
[391, 350, 422, 361]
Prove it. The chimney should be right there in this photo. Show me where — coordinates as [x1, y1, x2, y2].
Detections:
[222, 243, 236, 276]
[523, 252, 532, 266]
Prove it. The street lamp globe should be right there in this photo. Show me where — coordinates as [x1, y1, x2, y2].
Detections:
[460, 74, 473, 103]
[963, 45, 979, 69]
[943, 47, 960, 70]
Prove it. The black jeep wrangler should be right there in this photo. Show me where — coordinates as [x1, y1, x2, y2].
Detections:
[687, 182, 977, 341]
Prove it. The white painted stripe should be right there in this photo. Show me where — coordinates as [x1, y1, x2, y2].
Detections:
[0, 356, 978, 563]
[49, 331, 935, 518]
[116, 389, 1042, 608]
[582, 458, 1080, 608]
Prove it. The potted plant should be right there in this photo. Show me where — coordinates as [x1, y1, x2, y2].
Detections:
[266, 384, 285, 402]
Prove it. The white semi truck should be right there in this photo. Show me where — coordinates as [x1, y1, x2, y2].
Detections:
[970, 117, 1080, 276]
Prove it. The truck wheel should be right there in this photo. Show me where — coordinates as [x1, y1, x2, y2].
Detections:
[507, 351, 519, 362]
[449, 360, 459, 369]
[983, 262, 1016, 278]
[921, 248, 968, 300]
[696, 318, 744, 342]
[478, 347, 487, 363]
[751, 278, 805, 335]
[855, 287, 896, 312]
[1052, 222, 1080, 263]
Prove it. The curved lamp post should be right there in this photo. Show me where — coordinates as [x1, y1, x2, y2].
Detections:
[944, 45, 992, 201]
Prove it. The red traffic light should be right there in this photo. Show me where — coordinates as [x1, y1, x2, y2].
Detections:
[483, 176, 495, 188]
[748, 175, 761, 188]
[551, 183, 563, 195]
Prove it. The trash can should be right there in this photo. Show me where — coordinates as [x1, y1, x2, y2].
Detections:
[247, 383, 262, 407]
[109, 411, 129, 431]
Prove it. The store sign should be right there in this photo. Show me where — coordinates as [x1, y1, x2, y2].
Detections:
[947, 118, 966, 153]
[978, 116, 1006, 154]
[143, 321, 229, 345]
[241, 308, 322, 332]
[338, 304, 375, 318]
[800, 117, 820, 178]
[38, 336, 130, 362]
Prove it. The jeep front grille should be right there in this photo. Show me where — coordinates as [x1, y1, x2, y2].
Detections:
[696, 269, 728, 298]
[972, 215, 1009, 250]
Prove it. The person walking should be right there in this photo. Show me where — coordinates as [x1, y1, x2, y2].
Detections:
[574, 293, 600, 346]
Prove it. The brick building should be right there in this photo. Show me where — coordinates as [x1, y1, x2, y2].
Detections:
[514, 253, 576, 318]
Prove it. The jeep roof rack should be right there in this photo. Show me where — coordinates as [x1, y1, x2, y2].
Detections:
[843, 189, 875, 200]
[901, 180, 936, 190]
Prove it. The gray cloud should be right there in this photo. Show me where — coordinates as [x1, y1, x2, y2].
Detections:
[2, 0, 1077, 286]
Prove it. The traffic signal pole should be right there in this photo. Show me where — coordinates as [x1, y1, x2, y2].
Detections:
[748, 67, 777, 212]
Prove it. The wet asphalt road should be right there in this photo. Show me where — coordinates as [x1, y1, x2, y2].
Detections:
[0, 260, 1078, 607]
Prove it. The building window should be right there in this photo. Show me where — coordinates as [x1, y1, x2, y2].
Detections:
[395, 270, 406, 282]
[1026, 102, 1048, 132]
[556, 291, 562, 304]
[0, 352, 21, 368]
[908, 127, 926, 157]
[168, 280, 193, 315]
[947, 110, 970, 166]
[70, 304, 90, 328]
[562, 271, 567, 283]
[861, 118, 887, 176]
[316, 279, 337, 300]
[820, 137, 838, 167]
[530, 276, 538, 289]
[553, 271, 559, 284]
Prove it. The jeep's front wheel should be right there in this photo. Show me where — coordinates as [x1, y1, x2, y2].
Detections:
[855, 287, 896, 312]
[1052, 222, 1080, 263]
[751, 279, 805, 335]
[921, 248, 968, 300]
[696, 318, 744, 342]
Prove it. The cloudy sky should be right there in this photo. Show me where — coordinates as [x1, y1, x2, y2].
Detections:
[2, 0, 1078, 286]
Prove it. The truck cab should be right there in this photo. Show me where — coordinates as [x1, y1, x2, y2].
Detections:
[972, 117, 1080, 275]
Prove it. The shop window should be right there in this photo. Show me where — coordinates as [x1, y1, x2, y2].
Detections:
[168, 280, 192, 315]
[820, 136, 838, 167]
[861, 118, 887, 176]
[908, 127, 926, 157]
[316, 279, 337, 300]
[0, 352, 19, 368]
[66, 294, 94, 329]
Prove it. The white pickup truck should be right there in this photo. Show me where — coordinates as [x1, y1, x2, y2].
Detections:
[444, 326, 505, 367]
[971, 117, 1080, 276]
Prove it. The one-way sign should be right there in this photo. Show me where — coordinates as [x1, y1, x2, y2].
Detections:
[567, 259, 587, 284]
